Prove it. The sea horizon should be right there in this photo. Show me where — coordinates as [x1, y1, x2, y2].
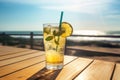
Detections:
[0, 30, 120, 35]
[0, 30, 120, 42]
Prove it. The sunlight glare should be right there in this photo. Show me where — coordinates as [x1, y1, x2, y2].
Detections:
[73, 30, 105, 35]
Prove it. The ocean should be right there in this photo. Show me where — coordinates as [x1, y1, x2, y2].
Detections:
[0, 31, 43, 39]
[0, 31, 43, 34]
[69, 30, 120, 42]
[0, 30, 120, 42]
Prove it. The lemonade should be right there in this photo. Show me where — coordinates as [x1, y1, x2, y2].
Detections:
[46, 50, 64, 64]
[43, 22, 72, 69]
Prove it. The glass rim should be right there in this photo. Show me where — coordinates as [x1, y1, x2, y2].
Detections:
[43, 23, 59, 27]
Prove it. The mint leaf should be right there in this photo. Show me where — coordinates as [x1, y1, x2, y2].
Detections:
[45, 36, 53, 41]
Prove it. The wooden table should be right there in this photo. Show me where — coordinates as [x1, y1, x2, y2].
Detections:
[0, 46, 120, 80]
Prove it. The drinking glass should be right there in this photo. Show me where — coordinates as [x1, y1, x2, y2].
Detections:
[43, 23, 66, 70]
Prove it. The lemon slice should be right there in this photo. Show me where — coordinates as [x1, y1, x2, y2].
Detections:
[61, 22, 73, 37]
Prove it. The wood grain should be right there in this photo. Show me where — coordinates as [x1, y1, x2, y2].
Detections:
[112, 63, 120, 80]
[56, 58, 93, 80]
[0, 55, 45, 77]
[0, 62, 45, 80]
[0, 46, 29, 56]
[0, 50, 38, 60]
[74, 60, 115, 80]
[0, 46, 119, 80]
[0, 56, 77, 80]
[0, 52, 44, 67]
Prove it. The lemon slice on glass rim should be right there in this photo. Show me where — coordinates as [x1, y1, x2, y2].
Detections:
[61, 22, 73, 37]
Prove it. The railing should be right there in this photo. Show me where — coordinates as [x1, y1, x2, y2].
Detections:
[0, 32, 120, 50]
[0, 32, 43, 49]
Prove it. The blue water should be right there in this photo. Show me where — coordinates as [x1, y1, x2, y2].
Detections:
[0, 31, 43, 39]
[0, 31, 120, 35]
[107, 31, 120, 35]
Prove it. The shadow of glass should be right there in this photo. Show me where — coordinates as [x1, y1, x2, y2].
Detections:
[27, 67, 62, 80]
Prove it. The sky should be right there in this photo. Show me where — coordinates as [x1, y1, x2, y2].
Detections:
[0, 0, 120, 32]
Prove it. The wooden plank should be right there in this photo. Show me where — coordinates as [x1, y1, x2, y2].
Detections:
[0, 47, 24, 54]
[0, 51, 44, 67]
[56, 57, 93, 80]
[0, 56, 77, 80]
[112, 63, 120, 80]
[64, 55, 77, 65]
[0, 47, 29, 53]
[0, 45, 3, 47]
[0, 46, 14, 51]
[0, 46, 28, 52]
[74, 60, 115, 80]
[0, 55, 45, 77]
[0, 50, 28, 56]
[0, 62, 45, 80]
[0, 47, 29, 56]
[0, 50, 38, 60]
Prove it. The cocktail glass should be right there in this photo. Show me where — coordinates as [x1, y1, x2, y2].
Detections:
[43, 23, 66, 70]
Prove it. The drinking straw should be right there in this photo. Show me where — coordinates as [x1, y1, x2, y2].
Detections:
[59, 11, 64, 30]
[56, 11, 64, 51]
